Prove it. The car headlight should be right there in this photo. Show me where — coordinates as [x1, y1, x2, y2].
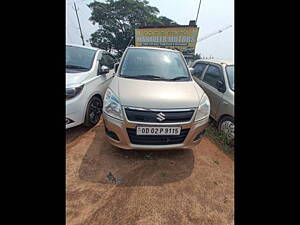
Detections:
[66, 84, 84, 100]
[195, 93, 210, 121]
[103, 88, 123, 120]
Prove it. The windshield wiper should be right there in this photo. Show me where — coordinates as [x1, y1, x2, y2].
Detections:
[121, 75, 166, 80]
[66, 65, 89, 70]
[167, 76, 189, 81]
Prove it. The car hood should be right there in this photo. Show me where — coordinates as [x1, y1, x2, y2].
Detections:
[66, 72, 90, 87]
[110, 77, 204, 109]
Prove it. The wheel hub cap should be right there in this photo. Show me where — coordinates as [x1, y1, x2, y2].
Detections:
[89, 100, 101, 123]
[221, 121, 234, 140]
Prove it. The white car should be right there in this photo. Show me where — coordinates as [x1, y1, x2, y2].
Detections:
[66, 44, 116, 129]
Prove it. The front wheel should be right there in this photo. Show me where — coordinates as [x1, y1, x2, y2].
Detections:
[83, 96, 102, 128]
[218, 116, 234, 141]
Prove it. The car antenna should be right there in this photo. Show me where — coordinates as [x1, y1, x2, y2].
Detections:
[127, 36, 134, 47]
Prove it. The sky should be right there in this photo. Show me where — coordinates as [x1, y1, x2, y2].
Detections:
[66, 0, 234, 59]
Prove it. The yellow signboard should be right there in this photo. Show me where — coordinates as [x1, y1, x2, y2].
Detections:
[135, 27, 199, 55]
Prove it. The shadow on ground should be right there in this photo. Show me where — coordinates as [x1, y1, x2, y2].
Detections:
[66, 125, 92, 144]
[78, 122, 195, 187]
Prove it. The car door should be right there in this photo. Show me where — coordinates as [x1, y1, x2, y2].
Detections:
[97, 52, 116, 93]
[83, 51, 115, 100]
[197, 64, 225, 119]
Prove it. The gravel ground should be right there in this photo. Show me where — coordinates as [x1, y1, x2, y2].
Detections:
[66, 118, 234, 225]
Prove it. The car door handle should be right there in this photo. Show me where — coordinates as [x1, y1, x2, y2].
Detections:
[223, 101, 228, 105]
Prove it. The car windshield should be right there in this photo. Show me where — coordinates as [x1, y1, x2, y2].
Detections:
[226, 65, 234, 91]
[119, 48, 191, 81]
[66, 45, 97, 71]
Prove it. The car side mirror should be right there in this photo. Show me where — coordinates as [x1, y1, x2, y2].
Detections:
[98, 65, 109, 75]
[217, 80, 226, 93]
[114, 63, 119, 73]
[188, 67, 195, 75]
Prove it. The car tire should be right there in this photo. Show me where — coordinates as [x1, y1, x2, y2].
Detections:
[83, 96, 102, 128]
[218, 116, 234, 141]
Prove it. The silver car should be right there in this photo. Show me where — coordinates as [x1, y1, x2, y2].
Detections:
[190, 59, 234, 140]
[102, 47, 210, 150]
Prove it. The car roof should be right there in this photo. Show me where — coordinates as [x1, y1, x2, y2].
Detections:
[66, 43, 104, 51]
[127, 46, 179, 53]
[193, 58, 234, 65]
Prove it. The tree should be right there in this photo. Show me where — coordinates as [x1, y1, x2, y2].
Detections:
[88, 0, 178, 54]
[156, 16, 178, 27]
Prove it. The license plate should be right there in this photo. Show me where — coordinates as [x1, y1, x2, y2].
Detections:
[136, 126, 181, 135]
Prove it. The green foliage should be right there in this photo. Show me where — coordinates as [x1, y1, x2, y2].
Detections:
[157, 16, 178, 27]
[88, 0, 178, 54]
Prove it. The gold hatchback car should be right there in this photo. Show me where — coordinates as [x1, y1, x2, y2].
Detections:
[102, 47, 210, 150]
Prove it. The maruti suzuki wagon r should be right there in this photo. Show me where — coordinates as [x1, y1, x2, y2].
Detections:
[102, 47, 210, 150]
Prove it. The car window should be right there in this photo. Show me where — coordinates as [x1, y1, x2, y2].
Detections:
[107, 54, 116, 68]
[226, 65, 234, 91]
[203, 65, 224, 89]
[66, 46, 97, 71]
[102, 53, 115, 69]
[119, 48, 190, 81]
[193, 63, 207, 78]
[109, 54, 116, 63]
[98, 52, 104, 63]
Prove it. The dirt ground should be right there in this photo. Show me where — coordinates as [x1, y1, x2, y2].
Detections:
[66, 118, 234, 225]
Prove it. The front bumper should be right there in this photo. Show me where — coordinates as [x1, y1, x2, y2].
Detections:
[103, 112, 209, 150]
[66, 95, 86, 129]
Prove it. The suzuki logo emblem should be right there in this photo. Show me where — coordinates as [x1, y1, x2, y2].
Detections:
[156, 112, 166, 121]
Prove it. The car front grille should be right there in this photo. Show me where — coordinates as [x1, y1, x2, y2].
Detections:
[126, 128, 190, 145]
[125, 108, 195, 123]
